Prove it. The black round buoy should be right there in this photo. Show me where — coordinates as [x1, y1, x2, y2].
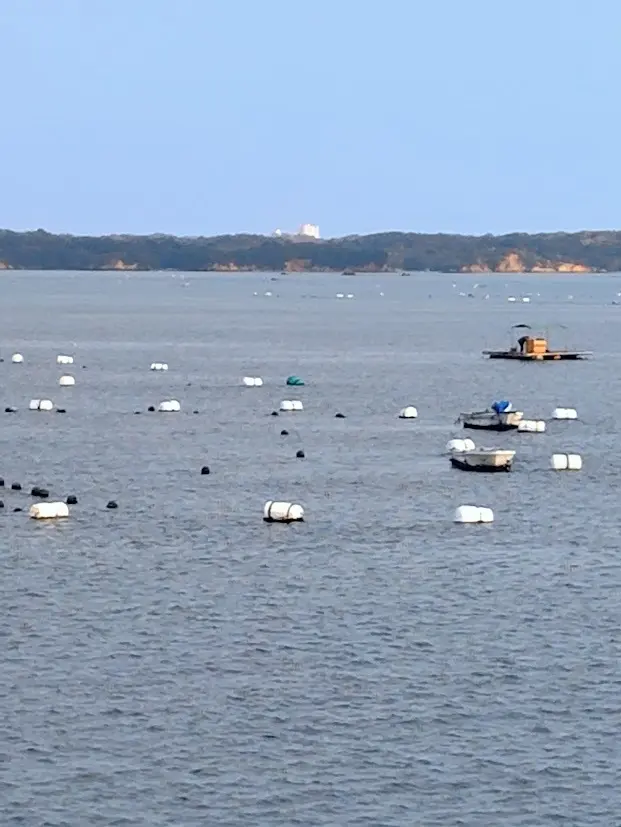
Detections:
[106, 500, 118, 510]
[56, 408, 66, 414]
[0, 500, 4, 509]
[13, 507, 22, 512]
[296, 449, 305, 458]
[31, 487, 49, 499]
[11, 483, 21, 491]
[193, 410, 199, 414]
[335, 412, 346, 418]
[4, 406, 16, 413]
[0, 478, 4, 487]
[200, 466, 210, 475]
[271, 411, 279, 416]
[66, 495, 78, 505]
[280, 429, 289, 436]
[147, 406, 155, 412]
[134, 411, 141, 415]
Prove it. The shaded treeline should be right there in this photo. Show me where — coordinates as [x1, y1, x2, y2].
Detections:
[0, 228, 620, 271]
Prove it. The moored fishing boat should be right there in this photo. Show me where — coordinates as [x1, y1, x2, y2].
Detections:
[457, 400, 523, 431]
[450, 448, 515, 472]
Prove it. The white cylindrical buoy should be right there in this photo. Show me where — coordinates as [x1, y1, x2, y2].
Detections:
[518, 419, 546, 433]
[29, 399, 41, 410]
[446, 438, 475, 452]
[551, 453, 582, 471]
[478, 507, 494, 523]
[30, 399, 54, 411]
[263, 501, 304, 522]
[291, 400, 303, 411]
[29, 502, 69, 519]
[242, 377, 263, 387]
[280, 400, 303, 411]
[57, 355, 74, 365]
[254, 377, 263, 387]
[158, 399, 181, 412]
[59, 375, 75, 387]
[552, 408, 578, 420]
[150, 362, 169, 371]
[454, 505, 494, 523]
[11, 353, 23, 363]
[399, 406, 418, 419]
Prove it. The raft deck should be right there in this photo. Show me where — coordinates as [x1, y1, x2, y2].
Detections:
[483, 350, 592, 361]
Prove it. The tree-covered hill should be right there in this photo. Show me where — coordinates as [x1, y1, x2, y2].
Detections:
[0, 228, 619, 272]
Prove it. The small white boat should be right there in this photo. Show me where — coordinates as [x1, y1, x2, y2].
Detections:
[450, 448, 515, 472]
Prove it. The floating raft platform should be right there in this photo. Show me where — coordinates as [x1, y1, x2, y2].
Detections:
[482, 350, 592, 361]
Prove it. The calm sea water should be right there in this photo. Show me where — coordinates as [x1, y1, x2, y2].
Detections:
[1, 270, 620, 826]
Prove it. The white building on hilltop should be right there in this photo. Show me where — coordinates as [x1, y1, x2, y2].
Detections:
[298, 223, 320, 239]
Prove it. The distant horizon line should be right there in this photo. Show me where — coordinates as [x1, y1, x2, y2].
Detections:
[1, 227, 620, 240]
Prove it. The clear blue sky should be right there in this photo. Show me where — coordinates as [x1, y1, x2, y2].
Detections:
[0, 0, 618, 238]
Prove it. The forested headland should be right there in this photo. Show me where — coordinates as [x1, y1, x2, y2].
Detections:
[0, 228, 619, 273]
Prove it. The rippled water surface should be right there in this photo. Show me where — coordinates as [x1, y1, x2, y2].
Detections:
[1, 270, 621, 826]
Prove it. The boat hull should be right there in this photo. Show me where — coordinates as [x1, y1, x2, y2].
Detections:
[461, 411, 523, 431]
[463, 420, 519, 432]
[451, 456, 512, 472]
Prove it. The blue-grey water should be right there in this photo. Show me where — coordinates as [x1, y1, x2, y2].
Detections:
[1, 270, 620, 826]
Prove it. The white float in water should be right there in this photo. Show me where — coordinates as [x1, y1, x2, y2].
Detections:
[29, 502, 69, 520]
[518, 419, 546, 433]
[242, 377, 263, 387]
[11, 353, 23, 363]
[399, 406, 418, 419]
[336, 293, 344, 298]
[263, 501, 305, 522]
[280, 400, 303, 411]
[454, 505, 494, 524]
[59, 375, 75, 387]
[346, 293, 354, 299]
[446, 438, 476, 452]
[158, 399, 181, 412]
[29, 399, 54, 411]
[552, 408, 578, 420]
[507, 297, 516, 303]
[522, 297, 531, 303]
[57, 355, 74, 365]
[551, 453, 582, 471]
[150, 362, 169, 371]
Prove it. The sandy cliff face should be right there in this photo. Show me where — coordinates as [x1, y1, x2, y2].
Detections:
[104, 259, 139, 270]
[211, 262, 240, 271]
[461, 261, 491, 273]
[496, 252, 525, 272]
[462, 252, 592, 273]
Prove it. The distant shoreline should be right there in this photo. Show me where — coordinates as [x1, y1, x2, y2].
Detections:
[0, 228, 618, 273]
